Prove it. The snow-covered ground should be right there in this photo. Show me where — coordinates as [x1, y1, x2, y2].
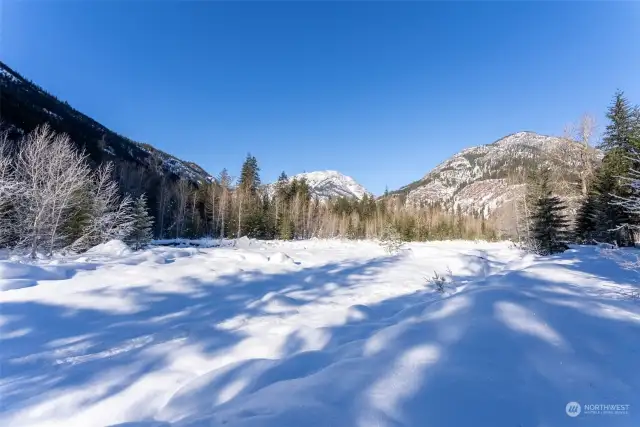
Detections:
[1, 239, 639, 427]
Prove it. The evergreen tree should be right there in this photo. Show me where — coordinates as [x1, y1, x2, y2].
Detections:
[239, 153, 261, 194]
[599, 91, 640, 182]
[601, 91, 637, 153]
[529, 168, 569, 255]
[127, 194, 154, 250]
[589, 90, 640, 244]
[592, 168, 633, 246]
[573, 192, 597, 243]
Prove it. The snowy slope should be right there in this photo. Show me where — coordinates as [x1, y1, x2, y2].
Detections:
[267, 170, 370, 200]
[1, 240, 639, 427]
[393, 132, 601, 216]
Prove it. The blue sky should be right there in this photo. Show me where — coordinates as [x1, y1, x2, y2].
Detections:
[3, 2, 640, 194]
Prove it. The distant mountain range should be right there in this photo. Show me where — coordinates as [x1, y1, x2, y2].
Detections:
[1, 60, 599, 218]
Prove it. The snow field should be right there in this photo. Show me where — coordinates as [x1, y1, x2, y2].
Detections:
[0, 239, 639, 427]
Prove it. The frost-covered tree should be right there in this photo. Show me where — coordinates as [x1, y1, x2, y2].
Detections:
[12, 125, 93, 257]
[127, 194, 154, 250]
[71, 162, 134, 251]
[0, 131, 18, 246]
[379, 222, 403, 254]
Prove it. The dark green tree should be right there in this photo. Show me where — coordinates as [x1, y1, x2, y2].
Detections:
[601, 90, 638, 153]
[238, 153, 261, 194]
[127, 194, 154, 250]
[592, 168, 633, 246]
[529, 168, 569, 255]
[573, 192, 597, 243]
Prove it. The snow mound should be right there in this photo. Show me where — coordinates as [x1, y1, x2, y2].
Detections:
[268, 252, 296, 264]
[234, 236, 265, 250]
[0, 262, 74, 289]
[86, 240, 132, 257]
[346, 304, 373, 321]
[235, 252, 270, 263]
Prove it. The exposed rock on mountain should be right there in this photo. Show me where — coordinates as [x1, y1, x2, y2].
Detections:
[392, 131, 601, 216]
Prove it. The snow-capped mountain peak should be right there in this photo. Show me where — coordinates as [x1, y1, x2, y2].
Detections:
[268, 170, 370, 200]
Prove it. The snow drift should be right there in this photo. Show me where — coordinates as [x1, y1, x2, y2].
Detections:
[0, 240, 639, 427]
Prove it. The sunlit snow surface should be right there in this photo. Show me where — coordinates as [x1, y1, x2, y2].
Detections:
[1, 239, 639, 427]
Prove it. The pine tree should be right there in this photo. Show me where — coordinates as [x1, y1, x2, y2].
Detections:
[592, 168, 633, 246]
[599, 91, 639, 183]
[601, 91, 637, 154]
[590, 90, 640, 245]
[239, 153, 261, 194]
[127, 194, 154, 250]
[529, 168, 569, 255]
[573, 192, 597, 243]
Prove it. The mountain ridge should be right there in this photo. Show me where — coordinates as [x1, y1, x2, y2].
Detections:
[266, 170, 370, 201]
[389, 131, 601, 217]
[0, 60, 212, 184]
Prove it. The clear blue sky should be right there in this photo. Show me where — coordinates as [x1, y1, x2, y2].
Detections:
[2, 2, 640, 194]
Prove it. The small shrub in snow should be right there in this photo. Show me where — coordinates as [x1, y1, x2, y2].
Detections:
[379, 223, 403, 254]
[427, 267, 453, 293]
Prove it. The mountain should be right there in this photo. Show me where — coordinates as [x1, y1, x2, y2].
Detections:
[0, 61, 212, 183]
[267, 170, 370, 200]
[391, 131, 601, 217]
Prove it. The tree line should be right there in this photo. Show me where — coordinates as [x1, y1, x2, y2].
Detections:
[0, 125, 498, 257]
[151, 153, 498, 243]
[525, 90, 640, 254]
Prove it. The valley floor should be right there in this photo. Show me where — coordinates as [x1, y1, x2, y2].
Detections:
[1, 239, 639, 427]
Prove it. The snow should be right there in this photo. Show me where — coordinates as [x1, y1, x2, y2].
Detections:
[1, 240, 639, 427]
[266, 170, 370, 200]
[86, 239, 132, 257]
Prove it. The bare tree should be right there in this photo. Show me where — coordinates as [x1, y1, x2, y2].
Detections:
[12, 125, 92, 257]
[151, 153, 169, 238]
[204, 182, 217, 237]
[173, 178, 190, 238]
[217, 169, 232, 239]
[237, 190, 243, 238]
[0, 129, 18, 245]
[576, 113, 597, 196]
